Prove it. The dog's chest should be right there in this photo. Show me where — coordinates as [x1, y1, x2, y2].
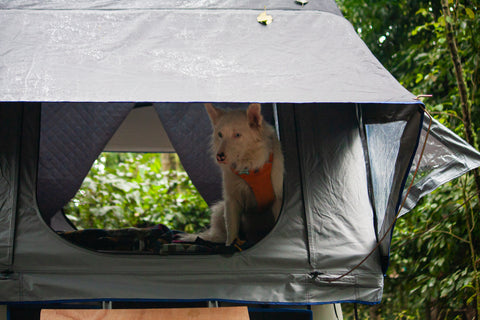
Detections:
[224, 155, 275, 211]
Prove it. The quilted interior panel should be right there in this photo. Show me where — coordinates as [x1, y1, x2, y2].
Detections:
[37, 103, 133, 225]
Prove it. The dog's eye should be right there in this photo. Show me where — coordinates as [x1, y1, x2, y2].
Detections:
[234, 133, 242, 138]
[218, 132, 223, 138]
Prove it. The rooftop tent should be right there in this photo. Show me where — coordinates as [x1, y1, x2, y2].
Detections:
[1, 0, 480, 306]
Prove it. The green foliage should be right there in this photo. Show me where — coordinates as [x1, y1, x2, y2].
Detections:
[339, 0, 479, 140]
[64, 153, 210, 233]
[337, 0, 480, 318]
[380, 178, 478, 319]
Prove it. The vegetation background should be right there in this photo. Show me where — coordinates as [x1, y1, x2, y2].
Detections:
[65, 153, 210, 233]
[65, 0, 479, 318]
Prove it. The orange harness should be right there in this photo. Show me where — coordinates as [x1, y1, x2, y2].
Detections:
[232, 153, 275, 211]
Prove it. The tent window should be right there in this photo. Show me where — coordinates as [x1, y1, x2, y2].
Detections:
[38, 103, 280, 255]
[365, 121, 407, 233]
[54, 105, 215, 253]
[63, 152, 210, 232]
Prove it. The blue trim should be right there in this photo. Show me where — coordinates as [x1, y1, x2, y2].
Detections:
[298, 101, 425, 106]
[278, 101, 426, 105]
[248, 307, 312, 313]
[0, 297, 381, 307]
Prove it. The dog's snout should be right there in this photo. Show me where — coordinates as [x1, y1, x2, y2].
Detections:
[216, 152, 226, 163]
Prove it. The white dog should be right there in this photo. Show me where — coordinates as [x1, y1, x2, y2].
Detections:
[179, 103, 284, 245]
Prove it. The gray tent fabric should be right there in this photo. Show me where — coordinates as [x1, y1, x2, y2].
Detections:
[1, 0, 480, 308]
[296, 104, 380, 271]
[0, 103, 388, 304]
[0, 0, 414, 103]
[401, 116, 480, 216]
[294, 103, 423, 271]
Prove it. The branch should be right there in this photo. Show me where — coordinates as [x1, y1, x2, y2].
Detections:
[427, 229, 469, 243]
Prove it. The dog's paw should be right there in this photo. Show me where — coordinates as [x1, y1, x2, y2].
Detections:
[226, 237, 236, 246]
[174, 233, 197, 243]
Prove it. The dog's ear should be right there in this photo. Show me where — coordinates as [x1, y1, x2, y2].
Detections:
[247, 103, 263, 129]
[204, 103, 223, 125]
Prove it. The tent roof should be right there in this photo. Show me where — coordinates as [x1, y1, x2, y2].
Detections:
[0, 0, 415, 103]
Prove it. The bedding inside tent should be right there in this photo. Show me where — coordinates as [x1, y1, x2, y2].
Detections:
[2, 0, 480, 307]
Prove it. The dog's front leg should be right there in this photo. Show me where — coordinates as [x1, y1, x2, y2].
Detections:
[224, 199, 241, 246]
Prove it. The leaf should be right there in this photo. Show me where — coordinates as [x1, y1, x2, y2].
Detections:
[415, 73, 424, 84]
[257, 8, 273, 25]
[438, 16, 446, 27]
[415, 8, 428, 16]
[467, 292, 477, 305]
[465, 8, 475, 19]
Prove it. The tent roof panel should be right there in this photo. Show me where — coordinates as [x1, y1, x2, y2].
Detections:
[0, 0, 343, 14]
[0, 6, 415, 103]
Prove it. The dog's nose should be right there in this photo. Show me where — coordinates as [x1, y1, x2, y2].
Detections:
[216, 152, 226, 163]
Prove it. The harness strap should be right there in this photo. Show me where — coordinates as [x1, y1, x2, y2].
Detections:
[233, 153, 275, 211]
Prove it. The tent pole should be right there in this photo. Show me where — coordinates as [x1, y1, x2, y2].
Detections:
[272, 103, 280, 140]
[208, 301, 219, 308]
[311, 304, 343, 320]
[0, 305, 6, 320]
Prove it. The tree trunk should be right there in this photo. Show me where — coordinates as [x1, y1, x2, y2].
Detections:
[441, 0, 480, 198]
[441, 1, 480, 319]
[161, 153, 178, 171]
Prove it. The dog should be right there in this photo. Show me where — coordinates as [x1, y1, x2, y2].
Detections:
[179, 103, 284, 246]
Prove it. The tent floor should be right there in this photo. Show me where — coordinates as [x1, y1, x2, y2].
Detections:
[57, 224, 252, 255]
